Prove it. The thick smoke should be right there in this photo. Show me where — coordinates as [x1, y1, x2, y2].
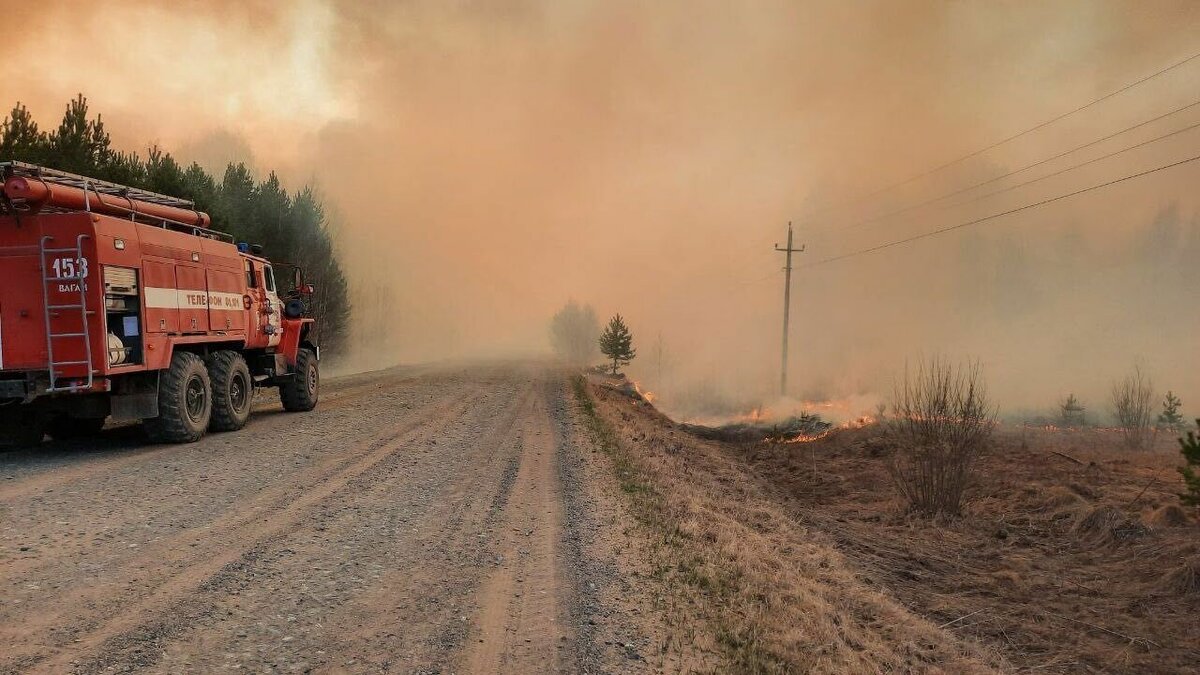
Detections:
[5, 1, 1200, 420]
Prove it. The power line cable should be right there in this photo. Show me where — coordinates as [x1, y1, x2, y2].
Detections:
[797, 48, 1200, 224]
[802, 151, 1200, 269]
[938, 116, 1200, 211]
[819, 97, 1200, 234]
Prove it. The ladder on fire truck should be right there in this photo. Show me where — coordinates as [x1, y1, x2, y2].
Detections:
[38, 233, 95, 392]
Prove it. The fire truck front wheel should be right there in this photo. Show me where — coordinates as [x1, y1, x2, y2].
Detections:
[145, 352, 212, 443]
[280, 348, 319, 412]
[207, 351, 253, 432]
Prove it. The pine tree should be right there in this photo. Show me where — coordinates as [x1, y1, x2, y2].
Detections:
[289, 187, 350, 355]
[1158, 391, 1185, 431]
[215, 162, 258, 239]
[598, 313, 636, 375]
[103, 150, 147, 188]
[252, 172, 291, 254]
[1180, 419, 1200, 507]
[144, 146, 186, 197]
[0, 102, 47, 163]
[1060, 393, 1086, 427]
[181, 162, 218, 210]
[48, 94, 110, 175]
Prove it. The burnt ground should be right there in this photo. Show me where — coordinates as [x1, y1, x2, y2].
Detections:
[0, 362, 671, 674]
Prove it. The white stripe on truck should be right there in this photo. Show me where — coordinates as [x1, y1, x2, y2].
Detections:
[143, 288, 244, 310]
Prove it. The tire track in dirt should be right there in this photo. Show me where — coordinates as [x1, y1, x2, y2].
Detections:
[1, 379, 487, 673]
[465, 380, 570, 674]
[218, 380, 540, 672]
[0, 372, 469, 593]
[75, 375, 539, 673]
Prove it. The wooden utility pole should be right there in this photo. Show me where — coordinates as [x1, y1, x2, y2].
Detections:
[774, 222, 804, 396]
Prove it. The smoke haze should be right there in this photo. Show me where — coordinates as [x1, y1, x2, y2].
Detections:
[5, 1, 1200, 420]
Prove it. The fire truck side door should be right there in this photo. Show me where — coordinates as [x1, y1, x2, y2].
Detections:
[262, 264, 282, 348]
[175, 265, 210, 334]
[142, 259, 179, 334]
[206, 269, 246, 333]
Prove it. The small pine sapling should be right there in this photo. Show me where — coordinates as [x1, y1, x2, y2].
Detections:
[598, 313, 636, 376]
[1180, 419, 1200, 507]
[1158, 391, 1185, 431]
[1060, 393, 1086, 427]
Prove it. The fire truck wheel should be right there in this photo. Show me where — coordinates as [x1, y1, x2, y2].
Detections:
[0, 408, 46, 448]
[145, 352, 212, 443]
[207, 351, 253, 432]
[280, 348, 319, 412]
[46, 416, 106, 441]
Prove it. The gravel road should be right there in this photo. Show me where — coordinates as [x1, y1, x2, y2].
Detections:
[0, 362, 659, 674]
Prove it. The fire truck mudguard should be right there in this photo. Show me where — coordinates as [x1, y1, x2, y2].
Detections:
[0, 161, 321, 447]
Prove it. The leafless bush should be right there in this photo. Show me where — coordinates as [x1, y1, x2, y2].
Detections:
[886, 357, 996, 516]
[1111, 365, 1154, 450]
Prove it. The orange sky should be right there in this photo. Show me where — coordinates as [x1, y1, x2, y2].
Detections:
[5, 1, 1200, 418]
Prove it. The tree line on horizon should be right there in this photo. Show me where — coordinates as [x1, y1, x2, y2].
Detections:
[0, 95, 349, 354]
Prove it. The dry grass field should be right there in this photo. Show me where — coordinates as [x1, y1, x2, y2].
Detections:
[580, 376, 1200, 674]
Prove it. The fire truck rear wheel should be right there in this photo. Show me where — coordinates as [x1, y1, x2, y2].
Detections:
[0, 408, 46, 448]
[145, 352, 212, 443]
[207, 351, 253, 432]
[280, 348, 319, 412]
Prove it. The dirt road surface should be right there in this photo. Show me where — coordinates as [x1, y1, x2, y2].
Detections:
[0, 362, 663, 674]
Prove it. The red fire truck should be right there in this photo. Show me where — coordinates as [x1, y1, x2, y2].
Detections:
[0, 161, 320, 446]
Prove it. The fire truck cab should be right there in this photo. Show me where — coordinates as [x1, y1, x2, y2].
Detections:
[0, 161, 320, 446]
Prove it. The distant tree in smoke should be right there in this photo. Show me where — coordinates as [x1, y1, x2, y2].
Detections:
[549, 301, 601, 366]
[1059, 393, 1086, 427]
[599, 313, 636, 375]
[1158, 391, 1185, 432]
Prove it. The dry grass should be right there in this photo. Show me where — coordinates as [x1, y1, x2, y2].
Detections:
[582, 376, 1200, 674]
[579, 376, 1001, 674]
[1163, 557, 1200, 596]
[736, 425, 1199, 673]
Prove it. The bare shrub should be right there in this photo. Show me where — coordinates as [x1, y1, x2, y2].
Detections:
[886, 357, 996, 516]
[1111, 365, 1155, 450]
